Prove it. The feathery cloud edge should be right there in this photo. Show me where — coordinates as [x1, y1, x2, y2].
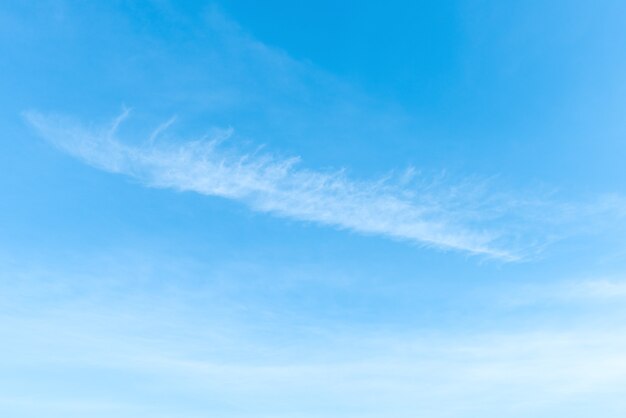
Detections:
[24, 110, 518, 260]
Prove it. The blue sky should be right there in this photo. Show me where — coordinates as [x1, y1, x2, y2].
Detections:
[2, 1, 626, 417]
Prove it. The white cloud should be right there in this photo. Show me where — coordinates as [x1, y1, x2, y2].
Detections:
[24, 110, 518, 260]
[502, 277, 626, 308]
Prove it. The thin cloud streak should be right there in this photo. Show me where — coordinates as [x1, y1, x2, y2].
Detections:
[24, 111, 517, 259]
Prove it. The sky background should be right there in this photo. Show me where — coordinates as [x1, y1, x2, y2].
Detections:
[2, 1, 626, 417]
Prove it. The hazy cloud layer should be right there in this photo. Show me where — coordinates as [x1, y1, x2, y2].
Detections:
[3, 259, 626, 418]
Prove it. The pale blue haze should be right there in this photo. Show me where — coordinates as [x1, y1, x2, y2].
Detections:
[2, 1, 626, 417]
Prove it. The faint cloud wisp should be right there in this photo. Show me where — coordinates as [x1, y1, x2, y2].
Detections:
[24, 110, 518, 260]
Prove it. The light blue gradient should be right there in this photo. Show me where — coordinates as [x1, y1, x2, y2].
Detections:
[2, 1, 626, 417]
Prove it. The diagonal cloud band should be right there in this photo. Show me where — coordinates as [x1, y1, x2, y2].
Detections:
[24, 110, 517, 260]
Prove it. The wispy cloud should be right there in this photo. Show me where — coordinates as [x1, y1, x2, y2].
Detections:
[16, 6, 602, 261]
[24, 110, 519, 259]
[500, 277, 626, 308]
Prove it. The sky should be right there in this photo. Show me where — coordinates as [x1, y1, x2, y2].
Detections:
[2, 1, 626, 417]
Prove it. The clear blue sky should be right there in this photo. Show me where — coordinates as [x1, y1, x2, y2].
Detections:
[2, 1, 626, 417]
